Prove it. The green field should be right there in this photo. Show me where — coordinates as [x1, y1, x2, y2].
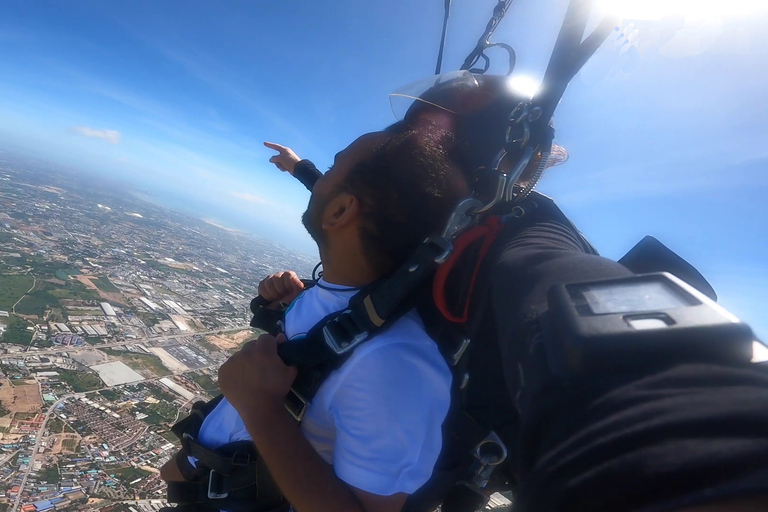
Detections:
[0, 274, 34, 310]
[47, 417, 74, 434]
[195, 336, 220, 354]
[111, 466, 151, 484]
[15, 280, 103, 318]
[190, 373, 219, 395]
[151, 383, 181, 404]
[58, 369, 103, 392]
[1, 314, 34, 345]
[103, 349, 170, 378]
[49, 280, 102, 301]
[48, 417, 66, 434]
[55, 269, 81, 281]
[61, 438, 79, 451]
[137, 311, 160, 327]
[39, 465, 60, 484]
[92, 276, 119, 293]
[135, 401, 178, 425]
[64, 309, 101, 316]
[99, 388, 125, 401]
[3, 256, 62, 279]
[159, 429, 180, 444]
[146, 260, 196, 276]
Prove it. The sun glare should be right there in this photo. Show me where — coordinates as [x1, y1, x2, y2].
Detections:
[507, 75, 541, 99]
[597, 0, 768, 21]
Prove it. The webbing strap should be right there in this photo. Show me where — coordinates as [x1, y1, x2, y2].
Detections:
[277, 238, 448, 369]
[272, 237, 452, 424]
[172, 396, 225, 442]
[537, 0, 616, 128]
[167, 481, 210, 505]
[433, 216, 503, 323]
[183, 439, 258, 476]
[175, 448, 199, 482]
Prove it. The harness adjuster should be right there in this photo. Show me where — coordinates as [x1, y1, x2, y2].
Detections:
[451, 337, 471, 366]
[285, 387, 308, 422]
[470, 431, 508, 488]
[322, 314, 369, 355]
[180, 432, 194, 451]
[231, 451, 252, 467]
[207, 469, 229, 500]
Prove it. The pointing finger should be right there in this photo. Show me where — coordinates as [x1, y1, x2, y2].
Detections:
[264, 141, 286, 152]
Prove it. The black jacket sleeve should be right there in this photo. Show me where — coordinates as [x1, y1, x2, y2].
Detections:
[293, 160, 323, 191]
[467, 196, 768, 512]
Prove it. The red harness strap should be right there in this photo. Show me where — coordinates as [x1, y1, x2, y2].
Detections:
[433, 215, 503, 323]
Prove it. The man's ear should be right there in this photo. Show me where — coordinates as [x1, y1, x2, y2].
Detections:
[322, 192, 359, 230]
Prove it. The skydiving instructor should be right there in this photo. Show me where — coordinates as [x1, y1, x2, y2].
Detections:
[260, 124, 768, 512]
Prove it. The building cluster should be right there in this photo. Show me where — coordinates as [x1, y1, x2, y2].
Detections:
[0, 153, 314, 351]
[0, 153, 315, 512]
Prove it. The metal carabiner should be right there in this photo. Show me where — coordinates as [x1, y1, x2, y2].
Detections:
[470, 431, 508, 488]
[441, 197, 483, 240]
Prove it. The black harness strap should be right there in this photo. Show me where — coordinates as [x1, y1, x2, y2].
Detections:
[271, 237, 456, 420]
[171, 395, 225, 441]
[183, 440, 257, 477]
[276, 238, 450, 368]
[167, 395, 285, 512]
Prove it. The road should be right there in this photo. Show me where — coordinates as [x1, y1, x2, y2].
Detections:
[11, 275, 36, 315]
[26, 326, 246, 357]
[10, 395, 70, 512]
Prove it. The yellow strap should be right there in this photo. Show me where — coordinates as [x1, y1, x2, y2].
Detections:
[363, 295, 385, 327]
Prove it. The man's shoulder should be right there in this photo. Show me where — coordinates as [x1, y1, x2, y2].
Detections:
[339, 311, 450, 382]
[365, 310, 438, 351]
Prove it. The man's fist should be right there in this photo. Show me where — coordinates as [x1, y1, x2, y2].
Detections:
[258, 271, 305, 307]
[219, 333, 297, 416]
[264, 142, 302, 175]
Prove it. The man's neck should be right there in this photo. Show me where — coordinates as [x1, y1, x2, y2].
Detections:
[320, 263, 377, 288]
[319, 247, 378, 288]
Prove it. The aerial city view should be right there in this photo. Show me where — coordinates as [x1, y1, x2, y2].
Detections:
[0, 151, 315, 512]
[2, 0, 767, 512]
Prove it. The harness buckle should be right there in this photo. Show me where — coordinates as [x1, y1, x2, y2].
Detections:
[231, 451, 251, 467]
[322, 317, 369, 355]
[471, 431, 508, 488]
[285, 387, 308, 422]
[207, 470, 229, 500]
[451, 337, 472, 366]
[180, 432, 194, 451]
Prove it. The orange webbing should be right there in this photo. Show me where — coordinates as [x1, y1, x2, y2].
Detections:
[433, 215, 503, 323]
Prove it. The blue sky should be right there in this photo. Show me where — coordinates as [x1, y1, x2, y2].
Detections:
[0, 0, 766, 338]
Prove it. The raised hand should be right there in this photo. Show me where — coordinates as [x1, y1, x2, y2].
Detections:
[258, 270, 305, 306]
[264, 141, 302, 174]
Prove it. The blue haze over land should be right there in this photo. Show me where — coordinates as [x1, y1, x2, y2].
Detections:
[0, 0, 766, 338]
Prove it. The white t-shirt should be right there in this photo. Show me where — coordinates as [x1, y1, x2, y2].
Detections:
[195, 279, 452, 496]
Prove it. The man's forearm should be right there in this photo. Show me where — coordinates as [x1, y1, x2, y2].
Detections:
[241, 402, 366, 512]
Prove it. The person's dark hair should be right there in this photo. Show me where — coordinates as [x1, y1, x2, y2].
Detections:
[340, 121, 465, 277]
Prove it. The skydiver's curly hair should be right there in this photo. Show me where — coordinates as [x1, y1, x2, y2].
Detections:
[339, 121, 466, 277]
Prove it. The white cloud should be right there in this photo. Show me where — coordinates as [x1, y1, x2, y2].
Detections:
[231, 191, 269, 204]
[201, 218, 240, 232]
[73, 126, 121, 144]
